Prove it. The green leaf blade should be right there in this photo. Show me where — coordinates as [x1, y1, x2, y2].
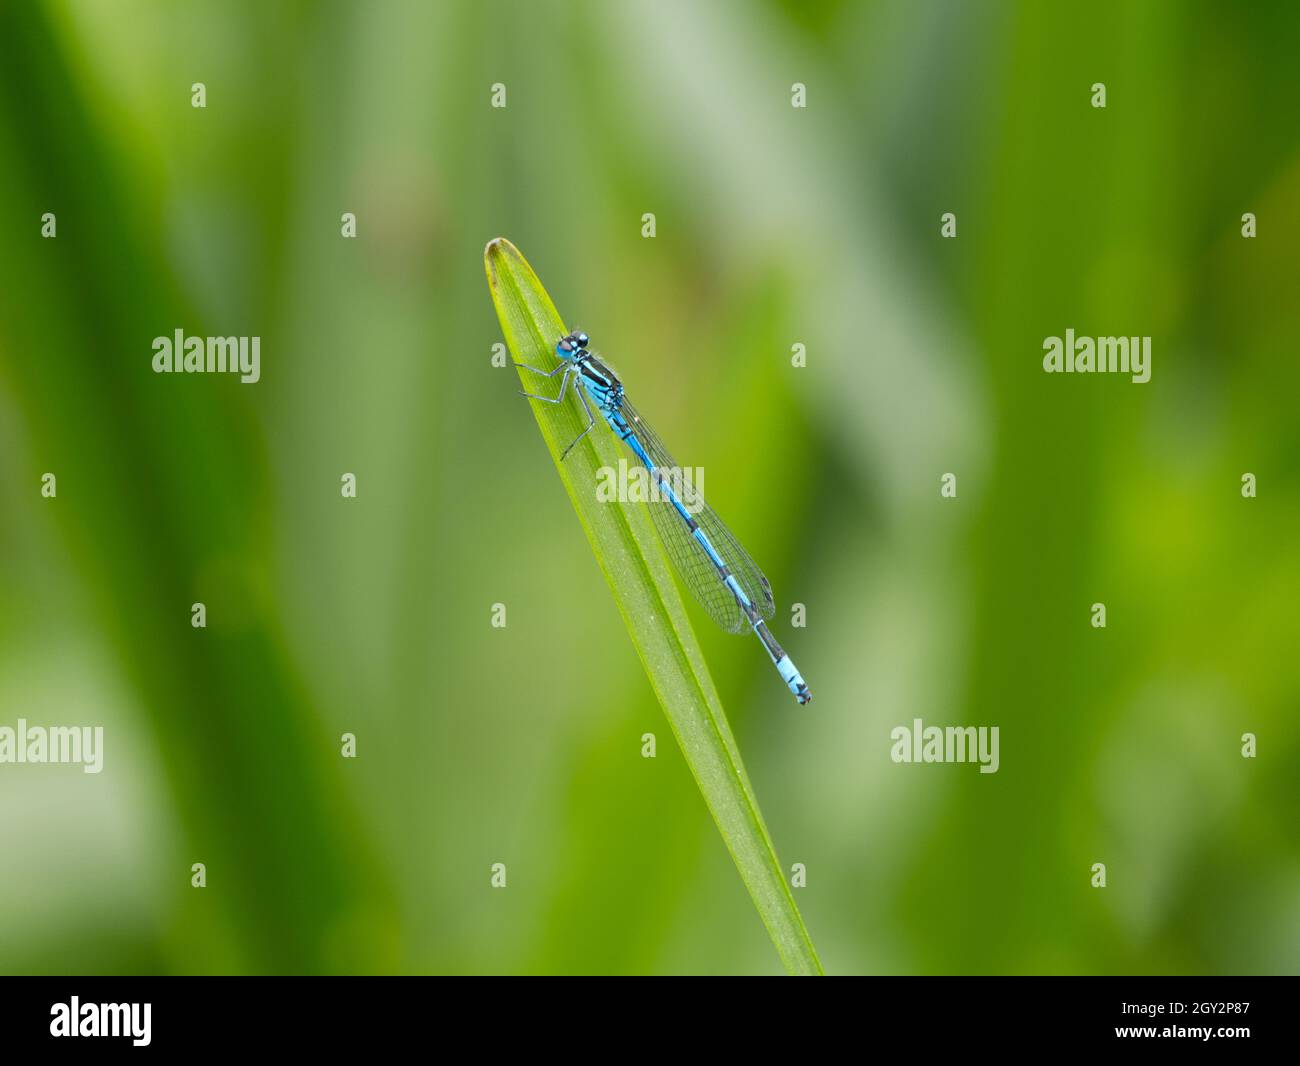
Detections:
[484, 237, 823, 975]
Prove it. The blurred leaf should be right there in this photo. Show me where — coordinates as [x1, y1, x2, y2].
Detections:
[484, 237, 822, 975]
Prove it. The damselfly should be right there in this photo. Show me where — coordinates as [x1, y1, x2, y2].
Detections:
[516, 330, 811, 705]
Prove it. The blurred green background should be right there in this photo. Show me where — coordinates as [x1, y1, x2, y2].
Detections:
[1, 0, 1297, 975]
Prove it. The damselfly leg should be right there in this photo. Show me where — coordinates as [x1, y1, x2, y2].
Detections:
[513, 360, 567, 378]
[517, 365, 573, 404]
[516, 363, 598, 460]
[559, 386, 597, 461]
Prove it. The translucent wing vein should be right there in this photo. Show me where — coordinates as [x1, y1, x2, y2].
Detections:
[617, 400, 775, 634]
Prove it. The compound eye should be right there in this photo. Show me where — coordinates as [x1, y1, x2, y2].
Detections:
[557, 338, 575, 355]
[575, 332, 589, 349]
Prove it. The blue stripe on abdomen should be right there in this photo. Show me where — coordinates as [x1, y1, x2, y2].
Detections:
[619, 424, 755, 614]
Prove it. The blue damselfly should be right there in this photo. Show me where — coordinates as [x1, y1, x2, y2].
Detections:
[516, 331, 811, 705]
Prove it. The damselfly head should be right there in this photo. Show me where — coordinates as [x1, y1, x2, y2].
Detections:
[556, 330, 589, 358]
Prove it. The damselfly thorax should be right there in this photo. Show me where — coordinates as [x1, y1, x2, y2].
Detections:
[574, 353, 624, 413]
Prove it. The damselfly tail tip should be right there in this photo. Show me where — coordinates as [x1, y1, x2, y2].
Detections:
[795, 684, 812, 705]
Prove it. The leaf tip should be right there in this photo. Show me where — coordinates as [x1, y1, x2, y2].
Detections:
[485, 237, 528, 299]
[484, 235, 519, 268]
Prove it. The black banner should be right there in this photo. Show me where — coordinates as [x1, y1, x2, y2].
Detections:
[1, 977, 1291, 1053]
